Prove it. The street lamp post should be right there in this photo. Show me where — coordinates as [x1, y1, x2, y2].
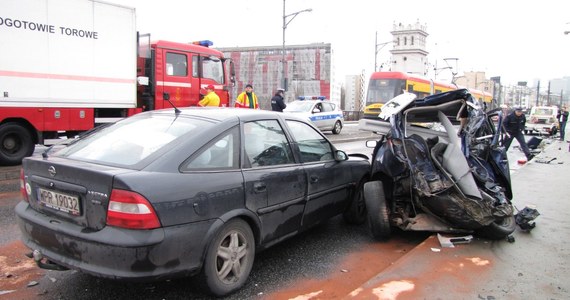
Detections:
[374, 31, 393, 72]
[282, 0, 311, 91]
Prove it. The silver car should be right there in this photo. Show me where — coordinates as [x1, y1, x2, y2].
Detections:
[283, 99, 344, 134]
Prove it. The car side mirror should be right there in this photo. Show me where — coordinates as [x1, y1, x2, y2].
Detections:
[334, 150, 348, 161]
[312, 108, 321, 113]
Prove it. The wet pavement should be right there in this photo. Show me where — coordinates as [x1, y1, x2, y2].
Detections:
[350, 139, 570, 299]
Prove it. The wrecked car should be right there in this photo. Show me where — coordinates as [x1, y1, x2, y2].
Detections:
[359, 89, 516, 240]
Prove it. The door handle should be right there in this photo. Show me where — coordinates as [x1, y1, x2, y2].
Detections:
[253, 182, 266, 193]
[310, 175, 319, 183]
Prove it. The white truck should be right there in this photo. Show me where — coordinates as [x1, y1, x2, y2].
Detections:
[525, 106, 559, 136]
[1, 0, 137, 108]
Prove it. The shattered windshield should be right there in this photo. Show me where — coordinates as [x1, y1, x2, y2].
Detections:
[284, 101, 314, 112]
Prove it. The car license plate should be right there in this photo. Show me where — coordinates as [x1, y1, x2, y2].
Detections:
[38, 188, 80, 216]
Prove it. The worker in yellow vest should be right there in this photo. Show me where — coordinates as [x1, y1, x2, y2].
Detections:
[234, 84, 259, 109]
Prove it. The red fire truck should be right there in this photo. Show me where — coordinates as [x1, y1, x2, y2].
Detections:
[0, 0, 235, 165]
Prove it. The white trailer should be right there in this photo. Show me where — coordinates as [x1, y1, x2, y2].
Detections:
[0, 0, 137, 108]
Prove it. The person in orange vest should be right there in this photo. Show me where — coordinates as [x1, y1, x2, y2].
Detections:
[235, 84, 259, 109]
[199, 85, 220, 107]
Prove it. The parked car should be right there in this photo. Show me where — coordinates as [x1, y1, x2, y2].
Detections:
[283, 97, 344, 134]
[16, 108, 370, 296]
[359, 89, 516, 240]
[524, 106, 559, 136]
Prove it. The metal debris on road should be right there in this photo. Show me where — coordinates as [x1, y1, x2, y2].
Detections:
[437, 233, 473, 248]
[515, 205, 540, 231]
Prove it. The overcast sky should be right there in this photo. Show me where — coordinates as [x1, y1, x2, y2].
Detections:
[107, 0, 570, 86]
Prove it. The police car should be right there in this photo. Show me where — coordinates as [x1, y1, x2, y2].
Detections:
[283, 96, 344, 134]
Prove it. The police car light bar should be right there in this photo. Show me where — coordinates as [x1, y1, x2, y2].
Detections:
[298, 96, 326, 100]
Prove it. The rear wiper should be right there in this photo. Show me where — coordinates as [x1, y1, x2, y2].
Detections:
[42, 123, 114, 158]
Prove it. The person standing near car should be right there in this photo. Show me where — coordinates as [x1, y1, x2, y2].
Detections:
[235, 84, 259, 109]
[198, 85, 220, 107]
[271, 88, 287, 112]
[557, 106, 568, 141]
[503, 107, 534, 161]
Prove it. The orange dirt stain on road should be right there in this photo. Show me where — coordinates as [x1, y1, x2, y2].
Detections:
[0, 240, 46, 299]
[262, 237, 422, 300]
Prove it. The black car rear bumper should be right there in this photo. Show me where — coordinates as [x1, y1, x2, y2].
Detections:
[15, 201, 217, 281]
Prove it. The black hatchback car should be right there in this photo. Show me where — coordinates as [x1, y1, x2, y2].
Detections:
[16, 108, 370, 296]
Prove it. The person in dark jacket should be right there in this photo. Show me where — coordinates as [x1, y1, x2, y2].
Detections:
[503, 107, 534, 161]
[271, 88, 287, 112]
[557, 106, 568, 141]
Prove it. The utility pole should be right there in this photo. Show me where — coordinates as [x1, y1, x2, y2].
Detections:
[374, 32, 392, 72]
[547, 81, 551, 105]
[282, 0, 312, 91]
[536, 80, 540, 107]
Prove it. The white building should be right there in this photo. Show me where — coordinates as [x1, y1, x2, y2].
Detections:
[389, 21, 429, 75]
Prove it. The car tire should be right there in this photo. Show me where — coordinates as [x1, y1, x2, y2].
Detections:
[363, 181, 391, 240]
[332, 121, 342, 134]
[343, 180, 367, 225]
[476, 215, 516, 240]
[201, 219, 255, 297]
[0, 122, 35, 166]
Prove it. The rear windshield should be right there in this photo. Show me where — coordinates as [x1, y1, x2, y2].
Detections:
[55, 114, 209, 166]
[530, 107, 555, 116]
[284, 101, 314, 112]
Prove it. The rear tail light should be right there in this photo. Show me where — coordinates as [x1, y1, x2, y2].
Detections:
[20, 168, 29, 202]
[106, 189, 161, 229]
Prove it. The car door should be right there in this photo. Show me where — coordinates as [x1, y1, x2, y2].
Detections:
[157, 49, 193, 108]
[309, 102, 327, 130]
[241, 119, 307, 244]
[285, 119, 351, 229]
[320, 102, 337, 130]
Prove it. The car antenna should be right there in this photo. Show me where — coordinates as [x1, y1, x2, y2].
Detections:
[164, 93, 181, 114]
[168, 99, 181, 114]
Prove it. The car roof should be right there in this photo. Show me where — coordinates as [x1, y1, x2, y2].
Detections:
[146, 107, 300, 122]
[290, 100, 331, 104]
[380, 89, 479, 123]
[408, 89, 478, 123]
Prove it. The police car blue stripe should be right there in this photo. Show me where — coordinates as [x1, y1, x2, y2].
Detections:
[309, 114, 343, 121]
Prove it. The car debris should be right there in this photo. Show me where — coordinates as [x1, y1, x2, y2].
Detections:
[534, 157, 557, 164]
[514, 205, 540, 231]
[437, 233, 474, 248]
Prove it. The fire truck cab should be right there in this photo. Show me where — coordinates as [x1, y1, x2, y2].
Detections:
[135, 38, 235, 113]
